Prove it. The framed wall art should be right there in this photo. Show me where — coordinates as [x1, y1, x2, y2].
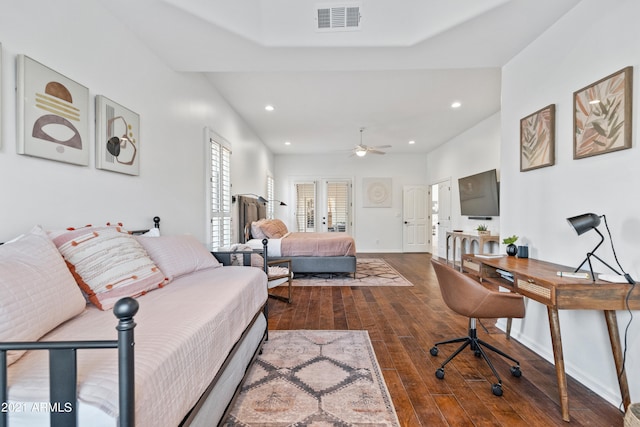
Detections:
[520, 104, 555, 171]
[16, 55, 90, 166]
[95, 95, 140, 175]
[363, 177, 392, 208]
[574, 66, 633, 159]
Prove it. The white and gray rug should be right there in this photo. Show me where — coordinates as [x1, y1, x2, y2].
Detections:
[222, 330, 401, 426]
[293, 258, 413, 287]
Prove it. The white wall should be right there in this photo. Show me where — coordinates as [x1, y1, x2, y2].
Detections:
[0, 0, 273, 243]
[427, 112, 502, 235]
[274, 153, 428, 252]
[501, 0, 639, 406]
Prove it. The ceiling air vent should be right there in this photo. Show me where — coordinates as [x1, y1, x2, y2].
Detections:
[316, 4, 361, 31]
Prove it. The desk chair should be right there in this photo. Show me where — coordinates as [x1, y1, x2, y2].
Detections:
[429, 259, 525, 396]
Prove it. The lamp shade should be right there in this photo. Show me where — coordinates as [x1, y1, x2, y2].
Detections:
[567, 213, 601, 235]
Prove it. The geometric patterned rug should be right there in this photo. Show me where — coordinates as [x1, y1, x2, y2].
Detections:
[292, 258, 413, 286]
[222, 330, 401, 426]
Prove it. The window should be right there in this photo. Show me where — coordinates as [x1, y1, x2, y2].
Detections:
[295, 182, 316, 232]
[326, 181, 350, 232]
[266, 175, 275, 219]
[209, 133, 231, 247]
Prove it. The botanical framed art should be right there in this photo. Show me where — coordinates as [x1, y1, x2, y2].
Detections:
[574, 66, 633, 159]
[520, 104, 555, 172]
[17, 55, 90, 166]
[95, 95, 140, 175]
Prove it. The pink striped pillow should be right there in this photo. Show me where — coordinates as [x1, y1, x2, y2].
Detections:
[50, 225, 166, 310]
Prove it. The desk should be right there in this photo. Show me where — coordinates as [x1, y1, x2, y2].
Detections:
[446, 231, 500, 269]
[462, 255, 639, 422]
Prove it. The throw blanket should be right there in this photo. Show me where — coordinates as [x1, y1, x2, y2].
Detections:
[281, 232, 356, 257]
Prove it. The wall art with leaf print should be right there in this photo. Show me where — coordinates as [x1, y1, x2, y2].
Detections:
[520, 104, 555, 171]
[573, 66, 632, 159]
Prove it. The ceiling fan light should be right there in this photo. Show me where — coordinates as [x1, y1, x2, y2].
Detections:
[355, 149, 367, 157]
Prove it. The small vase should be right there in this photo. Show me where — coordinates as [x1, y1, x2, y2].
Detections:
[506, 244, 518, 257]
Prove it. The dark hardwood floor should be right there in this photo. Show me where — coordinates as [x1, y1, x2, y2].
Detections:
[266, 252, 625, 426]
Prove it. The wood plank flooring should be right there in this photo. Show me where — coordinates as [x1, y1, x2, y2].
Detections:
[266, 252, 625, 426]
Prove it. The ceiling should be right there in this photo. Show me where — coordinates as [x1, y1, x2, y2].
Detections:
[103, 0, 580, 155]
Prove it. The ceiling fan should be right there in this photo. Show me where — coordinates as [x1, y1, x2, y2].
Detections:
[351, 128, 391, 157]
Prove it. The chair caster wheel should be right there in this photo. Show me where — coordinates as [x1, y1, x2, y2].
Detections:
[435, 368, 445, 379]
[474, 350, 482, 357]
[430, 347, 438, 356]
[492, 383, 503, 396]
[510, 366, 522, 377]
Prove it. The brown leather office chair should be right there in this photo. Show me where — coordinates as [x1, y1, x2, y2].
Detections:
[429, 258, 525, 396]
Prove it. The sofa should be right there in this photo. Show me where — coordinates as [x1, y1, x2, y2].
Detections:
[0, 223, 268, 426]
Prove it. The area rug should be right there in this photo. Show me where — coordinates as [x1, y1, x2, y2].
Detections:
[293, 258, 413, 286]
[222, 330, 401, 426]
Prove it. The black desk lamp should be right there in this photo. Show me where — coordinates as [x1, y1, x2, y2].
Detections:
[567, 213, 635, 284]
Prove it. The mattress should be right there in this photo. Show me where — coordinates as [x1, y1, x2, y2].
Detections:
[247, 232, 356, 257]
[6, 266, 267, 427]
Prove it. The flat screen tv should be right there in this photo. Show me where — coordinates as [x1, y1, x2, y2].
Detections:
[458, 169, 500, 217]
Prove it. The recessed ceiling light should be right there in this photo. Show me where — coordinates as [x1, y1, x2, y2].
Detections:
[408, 140, 415, 145]
[284, 141, 291, 145]
[451, 101, 462, 109]
[265, 105, 275, 111]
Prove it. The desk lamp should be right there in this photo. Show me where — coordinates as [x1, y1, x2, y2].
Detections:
[567, 213, 634, 284]
[269, 199, 287, 206]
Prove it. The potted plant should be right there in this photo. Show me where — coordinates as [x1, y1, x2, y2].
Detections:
[503, 235, 519, 256]
[476, 224, 490, 235]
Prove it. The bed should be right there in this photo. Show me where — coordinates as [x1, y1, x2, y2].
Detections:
[237, 195, 357, 276]
[0, 218, 268, 426]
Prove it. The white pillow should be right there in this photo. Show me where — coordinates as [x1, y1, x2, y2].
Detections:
[50, 225, 166, 310]
[135, 234, 221, 281]
[0, 226, 86, 365]
[251, 220, 268, 239]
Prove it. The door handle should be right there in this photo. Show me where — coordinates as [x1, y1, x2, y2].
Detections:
[404, 221, 409, 224]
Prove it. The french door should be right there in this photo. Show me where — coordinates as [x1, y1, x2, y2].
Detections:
[294, 179, 352, 234]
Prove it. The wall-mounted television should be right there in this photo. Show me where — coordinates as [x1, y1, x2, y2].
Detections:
[458, 169, 500, 218]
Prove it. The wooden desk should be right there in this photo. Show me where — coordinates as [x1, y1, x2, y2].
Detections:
[462, 255, 639, 422]
[446, 231, 500, 269]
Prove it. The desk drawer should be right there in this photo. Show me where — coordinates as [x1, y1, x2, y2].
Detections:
[516, 278, 553, 304]
[462, 259, 480, 272]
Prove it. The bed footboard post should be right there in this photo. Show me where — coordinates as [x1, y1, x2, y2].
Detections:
[114, 297, 139, 427]
[1, 351, 6, 427]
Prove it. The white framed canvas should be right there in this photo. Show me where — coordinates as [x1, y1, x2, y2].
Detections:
[95, 95, 140, 175]
[363, 177, 392, 208]
[16, 55, 89, 166]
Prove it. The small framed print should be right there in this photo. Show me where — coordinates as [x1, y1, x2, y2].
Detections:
[574, 66, 633, 159]
[17, 55, 90, 165]
[520, 104, 555, 172]
[95, 95, 140, 175]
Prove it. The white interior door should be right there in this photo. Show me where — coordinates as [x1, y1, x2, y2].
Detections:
[403, 185, 429, 252]
[434, 179, 452, 257]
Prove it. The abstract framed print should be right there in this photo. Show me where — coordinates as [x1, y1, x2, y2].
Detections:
[520, 104, 555, 171]
[95, 95, 140, 175]
[16, 55, 90, 166]
[574, 66, 633, 159]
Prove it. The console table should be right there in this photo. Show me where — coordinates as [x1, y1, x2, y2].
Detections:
[446, 231, 499, 270]
[462, 254, 639, 422]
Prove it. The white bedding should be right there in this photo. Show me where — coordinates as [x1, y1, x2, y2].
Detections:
[247, 237, 282, 256]
[6, 266, 267, 427]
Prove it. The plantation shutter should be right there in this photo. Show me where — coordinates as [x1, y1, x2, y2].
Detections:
[267, 175, 275, 219]
[295, 182, 316, 232]
[326, 181, 350, 232]
[210, 138, 231, 247]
